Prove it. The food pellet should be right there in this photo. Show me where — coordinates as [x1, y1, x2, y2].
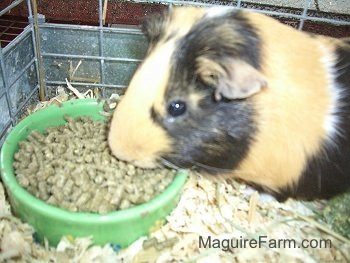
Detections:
[13, 115, 176, 214]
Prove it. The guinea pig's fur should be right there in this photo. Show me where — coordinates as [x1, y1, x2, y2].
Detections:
[108, 6, 350, 201]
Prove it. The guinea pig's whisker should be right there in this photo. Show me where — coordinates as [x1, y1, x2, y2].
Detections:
[162, 152, 233, 173]
[189, 160, 256, 175]
[190, 160, 234, 173]
[159, 157, 183, 170]
[336, 57, 350, 71]
[161, 153, 256, 179]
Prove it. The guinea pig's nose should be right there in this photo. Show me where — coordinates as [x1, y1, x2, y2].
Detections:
[108, 128, 159, 169]
[110, 149, 158, 169]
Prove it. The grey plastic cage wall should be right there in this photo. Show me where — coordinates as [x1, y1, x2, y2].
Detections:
[0, 0, 349, 146]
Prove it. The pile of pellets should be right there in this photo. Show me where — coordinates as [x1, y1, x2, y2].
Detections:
[13, 115, 176, 214]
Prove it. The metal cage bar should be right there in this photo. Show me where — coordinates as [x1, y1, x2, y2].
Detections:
[28, 0, 45, 100]
[0, 43, 14, 131]
[298, 0, 312, 30]
[0, 0, 40, 141]
[98, 0, 106, 97]
[0, 0, 26, 17]
[1, 28, 39, 118]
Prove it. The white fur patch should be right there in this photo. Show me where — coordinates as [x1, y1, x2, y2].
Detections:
[319, 44, 343, 142]
[205, 6, 235, 19]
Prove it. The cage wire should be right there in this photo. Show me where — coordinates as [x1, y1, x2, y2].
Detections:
[0, 0, 349, 145]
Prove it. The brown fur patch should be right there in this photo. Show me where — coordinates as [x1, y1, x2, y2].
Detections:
[232, 11, 335, 192]
[108, 41, 175, 167]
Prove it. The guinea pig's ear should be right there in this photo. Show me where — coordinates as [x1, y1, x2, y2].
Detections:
[196, 56, 267, 101]
[141, 11, 168, 45]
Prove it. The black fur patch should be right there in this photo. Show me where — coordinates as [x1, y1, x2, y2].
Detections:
[163, 94, 256, 172]
[279, 43, 350, 200]
[141, 10, 170, 49]
[175, 11, 262, 71]
[152, 10, 261, 172]
[342, 37, 350, 45]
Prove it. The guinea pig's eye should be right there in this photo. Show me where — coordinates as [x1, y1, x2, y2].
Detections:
[168, 100, 187, 117]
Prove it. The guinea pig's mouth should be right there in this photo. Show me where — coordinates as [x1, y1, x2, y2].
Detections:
[126, 158, 181, 171]
[124, 158, 158, 169]
[109, 149, 160, 169]
[128, 158, 181, 171]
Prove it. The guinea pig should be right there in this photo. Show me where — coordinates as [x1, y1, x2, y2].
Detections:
[108, 6, 350, 201]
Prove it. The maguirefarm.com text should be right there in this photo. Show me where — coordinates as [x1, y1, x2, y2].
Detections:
[199, 235, 332, 251]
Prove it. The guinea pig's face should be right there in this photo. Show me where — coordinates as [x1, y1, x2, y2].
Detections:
[108, 7, 267, 171]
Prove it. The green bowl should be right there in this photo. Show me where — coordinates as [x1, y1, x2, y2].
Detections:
[0, 98, 187, 247]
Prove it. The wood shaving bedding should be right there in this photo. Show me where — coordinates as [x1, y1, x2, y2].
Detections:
[129, 174, 349, 263]
[1, 172, 349, 262]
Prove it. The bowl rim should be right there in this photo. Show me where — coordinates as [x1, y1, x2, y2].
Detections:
[0, 98, 187, 224]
